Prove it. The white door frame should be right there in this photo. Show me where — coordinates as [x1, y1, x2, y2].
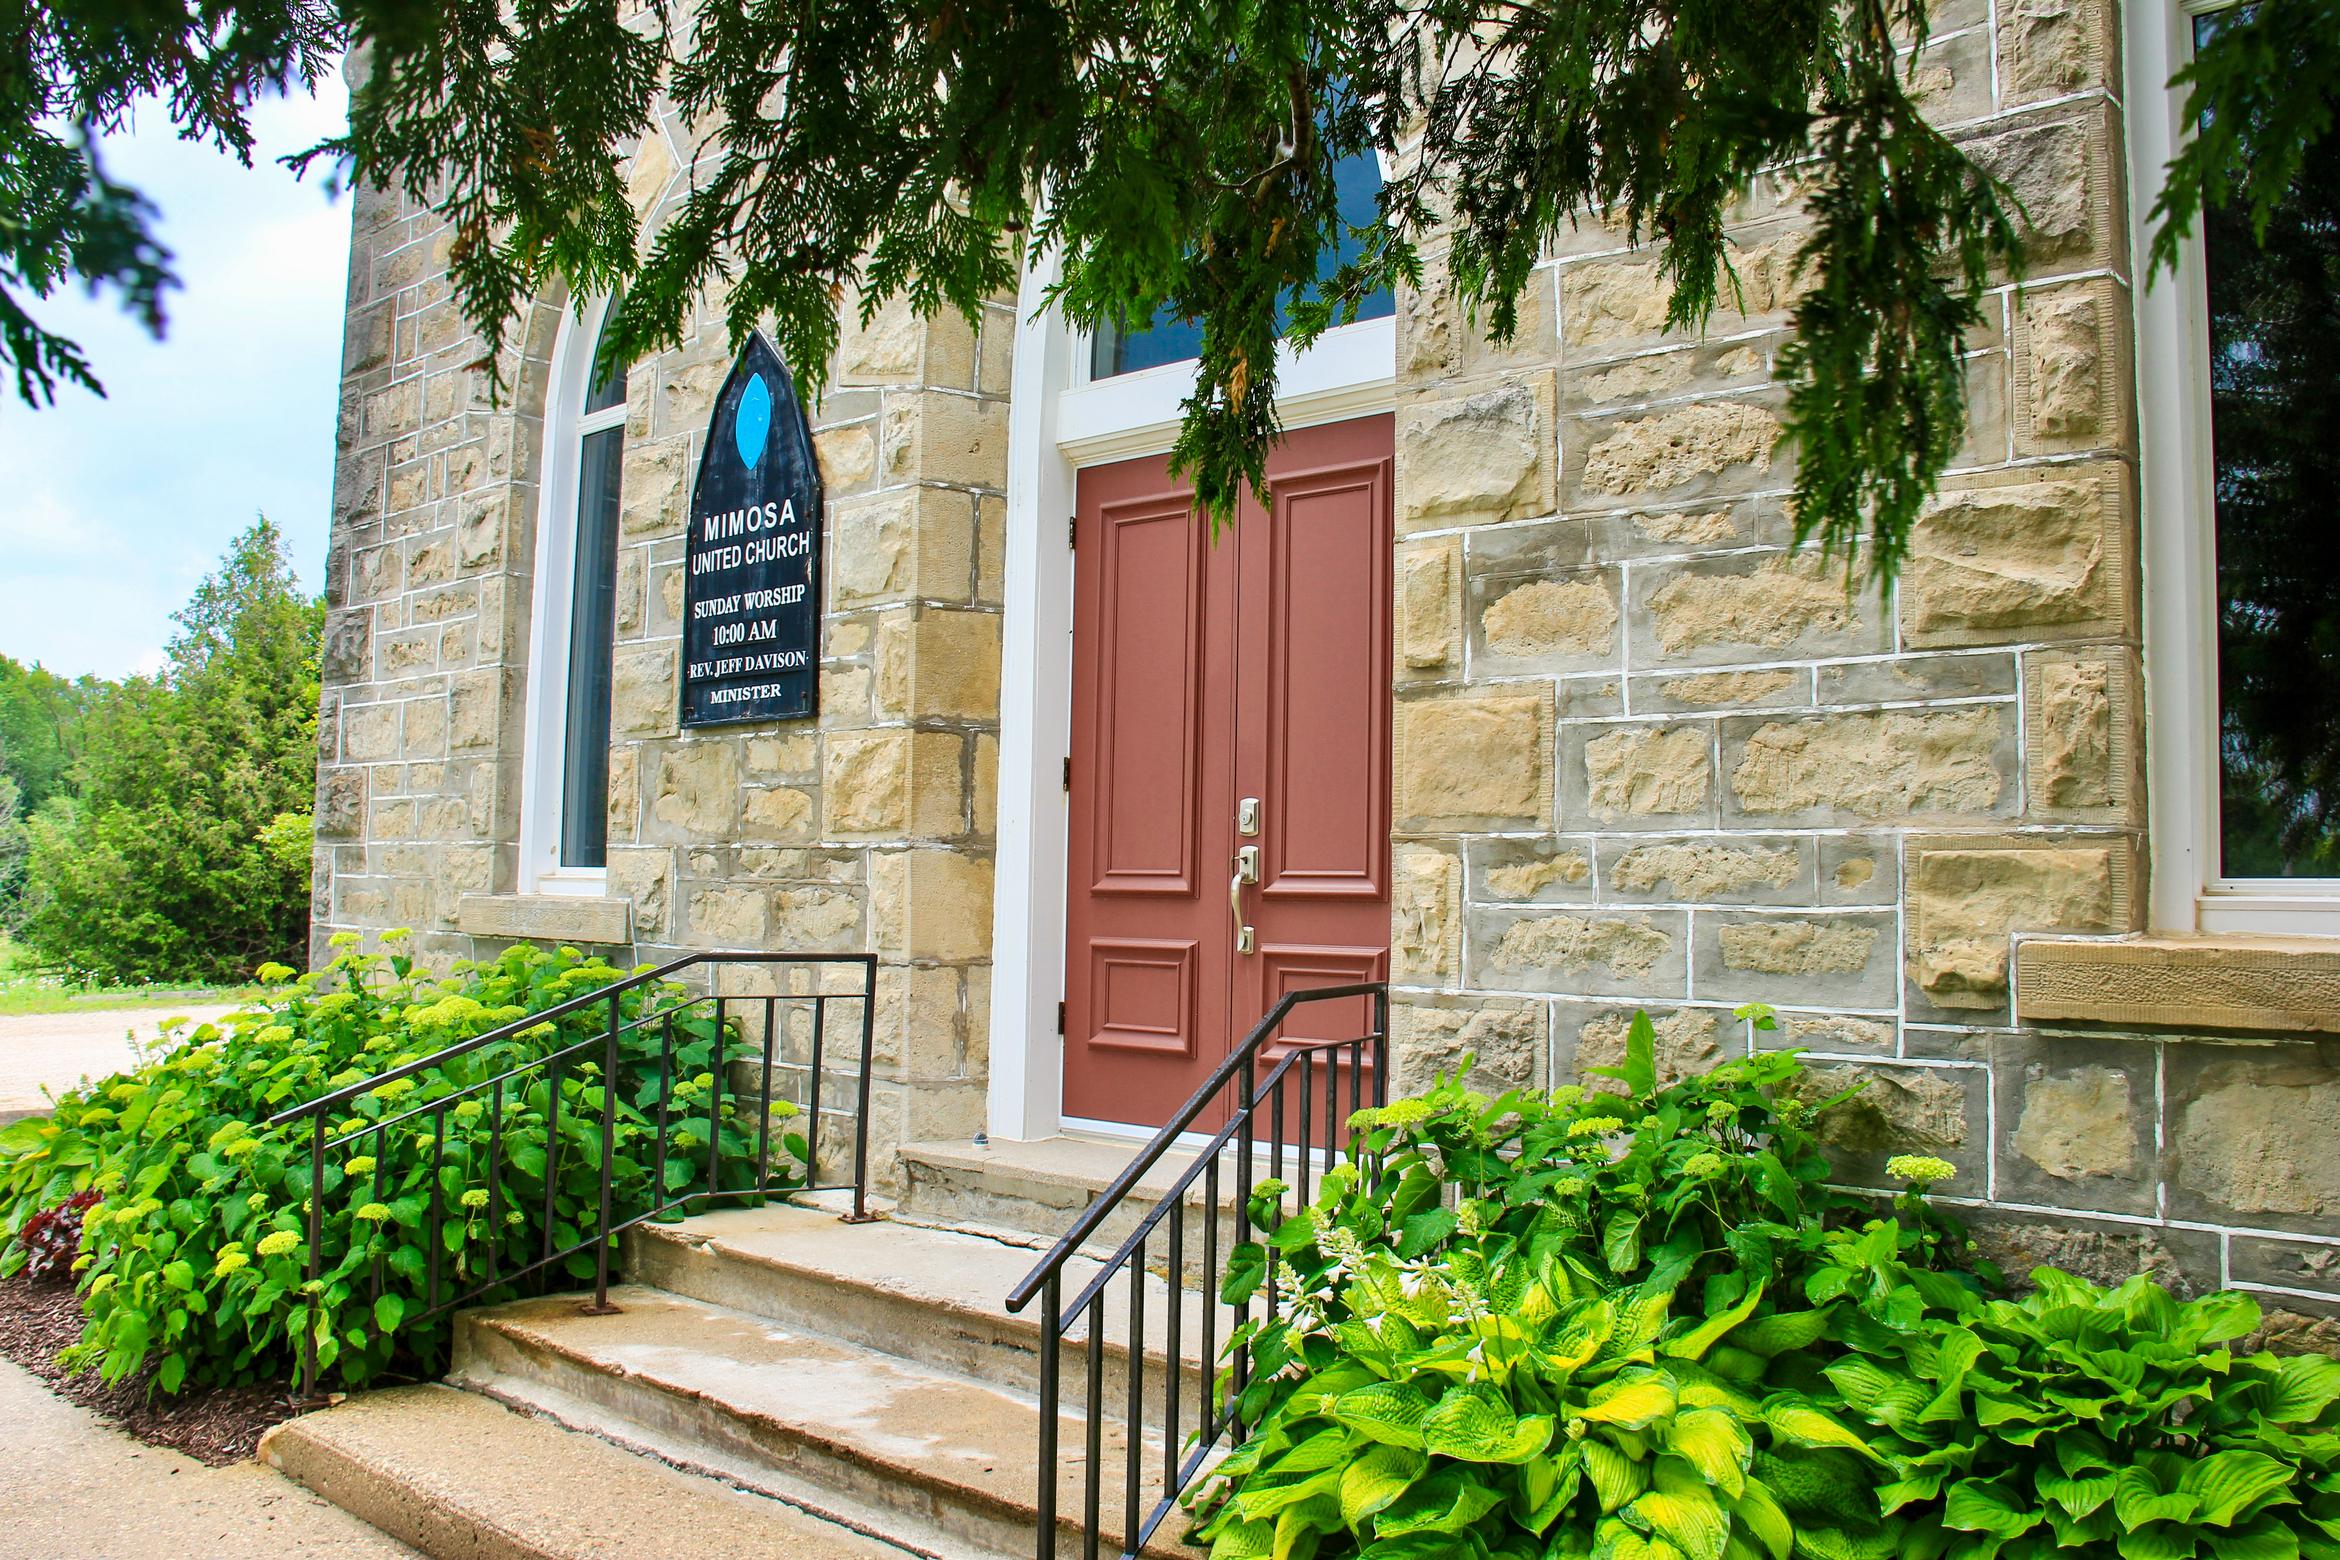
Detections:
[983, 250, 1398, 1141]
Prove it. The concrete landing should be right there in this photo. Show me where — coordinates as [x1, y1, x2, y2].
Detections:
[261, 1382, 897, 1560]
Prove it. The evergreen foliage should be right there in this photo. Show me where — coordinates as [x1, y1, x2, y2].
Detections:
[0, 1, 2333, 577]
[16, 519, 324, 985]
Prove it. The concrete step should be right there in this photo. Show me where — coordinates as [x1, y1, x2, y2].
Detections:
[895, 1136, 1251, 1267]
[260, 1382, 908, 1560]
[452, 1287, 1192, 1560]
[625, 1205, 1218, 1413]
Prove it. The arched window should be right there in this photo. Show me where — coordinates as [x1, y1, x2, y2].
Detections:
[1090, 147, 1396, 379]
[520, 297, 628, 892]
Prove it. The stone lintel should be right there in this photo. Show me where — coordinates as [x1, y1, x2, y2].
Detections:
[2016, 934, 2340, 1035]
[456, 893, 632, 946]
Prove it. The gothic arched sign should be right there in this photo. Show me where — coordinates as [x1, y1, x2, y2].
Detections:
[679, 333, 824, 726]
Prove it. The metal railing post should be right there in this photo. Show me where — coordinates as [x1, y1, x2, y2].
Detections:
[583, 989, 622, 1316]
[847, 956, 877, 1222]
[1036, 1273, 1061, 1560]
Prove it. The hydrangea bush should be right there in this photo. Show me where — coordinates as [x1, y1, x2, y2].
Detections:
[0, 935, 798, 1393]
[1191, 1010, 2340, 1560]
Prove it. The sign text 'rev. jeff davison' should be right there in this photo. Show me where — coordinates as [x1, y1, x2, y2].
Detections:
[680, 334, 824, 725]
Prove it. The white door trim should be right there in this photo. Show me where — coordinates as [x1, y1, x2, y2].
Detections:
[982, 255, 1397, 1142]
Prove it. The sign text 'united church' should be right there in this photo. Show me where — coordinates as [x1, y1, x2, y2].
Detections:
[680, 334, 824, 726]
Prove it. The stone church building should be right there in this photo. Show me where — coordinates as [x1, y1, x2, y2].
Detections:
[311, 0, 2340, 1337]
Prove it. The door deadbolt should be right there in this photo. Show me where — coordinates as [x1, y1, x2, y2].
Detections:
[1237, 797, 1261, 836]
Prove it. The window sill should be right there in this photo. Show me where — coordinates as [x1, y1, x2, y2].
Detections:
[456, 893, 632, 947]
[2014, 933, 2340, 1035]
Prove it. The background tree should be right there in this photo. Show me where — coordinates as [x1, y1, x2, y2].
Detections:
[3, 0, 2335, 581]
[16, 519, 323, 984]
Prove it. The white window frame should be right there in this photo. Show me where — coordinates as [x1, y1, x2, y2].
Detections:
[2130, 0, 2340, 935]
[517, 295, 626, 897]
[985, 244, 1399, 1140]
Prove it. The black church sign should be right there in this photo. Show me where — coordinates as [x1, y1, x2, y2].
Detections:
[680, 334, 824, 726]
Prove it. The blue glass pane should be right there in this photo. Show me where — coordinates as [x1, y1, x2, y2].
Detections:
[560, 424, 622, 867]
[584, 299, 628, 414]
[1091, 148, 1395, 379]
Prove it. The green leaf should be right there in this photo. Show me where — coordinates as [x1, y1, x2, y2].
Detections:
[373, 1293, 405, 1335]
[2112, 1466, 2201, 1530]
[2180, 1450, 2297, 1528]
[2037, 1470, 2116, 1520]
[1239, 1468, 1342, 1523]
[1943, 1479, 2045, 1540]
[1341, 1444, 1426, 1529]
[2266, 1354, 2340, 1425]
[1398, 1209, 1458, 1258]
[1668, 1407, 1752, 1498]
[1623, 1011, 1659, 1098]
[1664, 1284, 1766, 1364]
[1335, 1381, 1435, 1449]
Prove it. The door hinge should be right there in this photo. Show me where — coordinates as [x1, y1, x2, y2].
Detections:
[1062, 754, 1072, 792]
[1056, 1000, 1066, 1035]
[1068, 514, 1078, 549]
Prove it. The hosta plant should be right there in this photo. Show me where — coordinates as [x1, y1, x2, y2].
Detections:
[1189, 1190, 1906, 1560]
[0, 935, 799, 1393]
[1805, 1224, 2340, 1560]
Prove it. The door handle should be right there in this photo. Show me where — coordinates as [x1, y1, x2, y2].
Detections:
[1230, 845, 1260, 955]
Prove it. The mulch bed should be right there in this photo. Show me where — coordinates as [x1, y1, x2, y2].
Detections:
[0, 1272, 307, 1465]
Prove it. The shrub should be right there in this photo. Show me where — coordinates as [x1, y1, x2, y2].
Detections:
[16, 1187, 99, 1285]
[0, 936, 798, 1394]
[1191, 1012, 2337, 1560]
[1808, 1224, 2340, 1559]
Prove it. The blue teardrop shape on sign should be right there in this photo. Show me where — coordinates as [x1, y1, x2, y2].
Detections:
[734, 374, 772, 470]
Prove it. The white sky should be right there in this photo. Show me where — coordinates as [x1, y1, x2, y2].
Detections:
[0, 69, 353, 680]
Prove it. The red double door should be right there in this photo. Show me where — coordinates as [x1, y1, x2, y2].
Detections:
[1063, 416, 1395, 1129]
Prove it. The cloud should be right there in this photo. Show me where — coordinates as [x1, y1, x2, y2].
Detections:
[0, 69, 352, 680]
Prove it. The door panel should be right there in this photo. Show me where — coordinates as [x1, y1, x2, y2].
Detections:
[1065, 416, 1394, 1129]
[1064, 459, 1239, 1122]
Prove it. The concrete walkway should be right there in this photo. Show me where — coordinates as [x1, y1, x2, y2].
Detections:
[0, 1359, 413, 1558]
[0, 1004, 239, 1124]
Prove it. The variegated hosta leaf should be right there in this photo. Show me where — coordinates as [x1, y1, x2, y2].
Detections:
[1762, 1396, 1886, 1464]
[1632, 1458, 1732, 1560]
[1663, 1284, 1766, 1365]
[1731, 1479, 1795, 1560]
[1727, 1310, 1832, 1358]
[1784, 1522, 1902, 1560]
[1514, 1446, 1582, 1536]
[1264, 1426, 1355, 1476]
[1542, 1300, 1617, 1378]
[1586, 1438, 1653, 1514]
[1208, 1516, 1275, 1560]
[1668, 1406, 1753, 1498]
[1238, 1466, 1343, 1523]
[1270, 1493, 1340, 1560]
[1333, 1380, 1435, 1449]
[1338, 1443, 1425, 1529]
[1373, 1467, 1508, 1536]
[1580, 1369, 1680, 1430]
[1421, 1386, 1557, 1464]
[1593, 1518, 1685, 1560]
[1594, 1286, 1677, 1373]
[1673, 1365, 1764, 1422]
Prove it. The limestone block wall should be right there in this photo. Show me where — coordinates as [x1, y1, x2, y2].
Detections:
[311, 110, 1012, 1184]
[1384, 0, 2335, 1344]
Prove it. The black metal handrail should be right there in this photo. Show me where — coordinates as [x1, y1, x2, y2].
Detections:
[266, 950, 876, 1397]
[1006, 982, 1389, 1560]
